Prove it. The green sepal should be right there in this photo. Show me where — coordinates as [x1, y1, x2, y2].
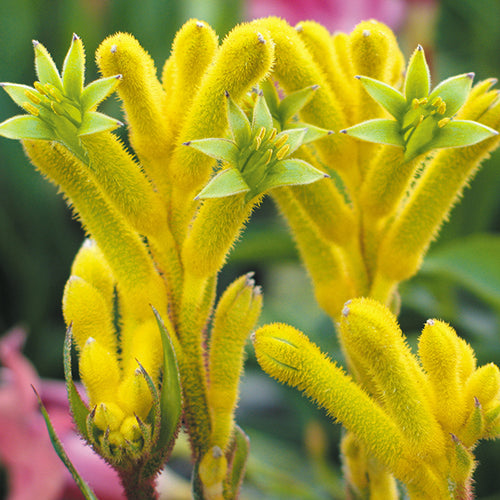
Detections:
[78, 111, 123, 136]
[152, 307, 183, 453]
[33, 40, 63, 91]
[279, 84, 319, 123]
[226, 425, 250, 498]
[62, 34, 85, 101]
[299, 123, 331, 145]
[256, 158, 327, 194]
[260, 79, 280, 118]
[80, 75, 122, 111]
[404, 116, 438, 161]
[63, 324, 90, 441]
[226, 92, 252, 145]
[427, 120, 498, 150]
[33, 387, 98, 500]
[252, 94, 273, 133]
[404, 45, 430, 103]
[357, 76, 407, 120]
[0, 83, 39, 111]
[186, 138, 240, 165]
[0, 115, 55, 140]
[136, 360, 162, 450]
[342, 119, 404, 147]
[196, 168, 250, 199]
[428, 73, 474, 117]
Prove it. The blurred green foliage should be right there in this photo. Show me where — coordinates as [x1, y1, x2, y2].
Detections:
[0, 0, 499, 498]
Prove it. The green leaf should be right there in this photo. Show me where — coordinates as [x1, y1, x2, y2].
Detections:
[33, 387, 98, 500]
[80, 75, 122, 111]
[428, 73, 474, 117]
[152, 307, 183, 452]
[279, 85, 319, 124]
[78, 111, 123, 136]
[226, 92, 251, 145]
[63, 325, 90, 441]
[404, 45, 430, 103]
[33, 41, 63, 91]
[341, 119, 404, 147]
[257, 159, 327, 194]
[1, 83, 39, 111]
[196, 168, 250, 199]
[62, 34, 85, 101]
[422, 234, 500, 309]
[427, 120, 498, 150]
[185, 138, 240, 164]
[260, 79, 280, 118]
[227, 425, 250, 498]
[357, 76, 407, 120]
[404, 116, 437, 161]
[0, 115, 54, 140]
[252, 94, 273, 133]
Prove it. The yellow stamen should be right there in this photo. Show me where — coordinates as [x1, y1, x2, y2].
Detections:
[276, 143, 290, 160]
[23, 102, 39, 116]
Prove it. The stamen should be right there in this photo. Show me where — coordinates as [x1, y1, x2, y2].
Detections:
[23, 102, 39, 116]
[438, 117, 450, 128]
[25, 89, 41, 104]
[276, 144, 290, 160]
[274, 133, 289, 149]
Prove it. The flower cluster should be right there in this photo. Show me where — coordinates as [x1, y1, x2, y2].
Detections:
[253, 299, 500, 498]
[1, 15, 500, 500]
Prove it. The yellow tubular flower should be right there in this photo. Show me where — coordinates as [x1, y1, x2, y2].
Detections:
[80, 133, 165, 238]
[418, 319, 466, 433]
[182, 194, 257, 279]
[96, 33, 171, 195]
[340, 298, 443, 457]
[79, 337, 121, 406]
[207, 274, 262, 450]
[254, 17, 358, 190]
[349, 21, 405, 176]
[163, 19, 219, 139]
[62, 276, 116, 353]
[199, 446, 228, 500]
[170, 23, 275, 196]
[464, 363, 500, 412]
[252, 322, 417, 479]
[375, 98, 500, 284]
[287, 147, 355, 246]
[456, 337, 477, 384]
[295, 21, 357, 124]
[117, 370, 153, 422]
[70, 239, 115, 313]
[23, 140, 166, 317]
[272, 189, 356, 319]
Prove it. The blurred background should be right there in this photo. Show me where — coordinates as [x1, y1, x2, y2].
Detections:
[0, 0, 499, 498]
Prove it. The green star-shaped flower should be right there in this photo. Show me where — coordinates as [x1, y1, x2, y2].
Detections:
[341, 45, 498, 161]
[0, 34, 122, 161]
[184, 86, 329, 202]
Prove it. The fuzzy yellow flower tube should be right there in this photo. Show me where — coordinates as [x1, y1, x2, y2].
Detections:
[254, 298, 500, 498]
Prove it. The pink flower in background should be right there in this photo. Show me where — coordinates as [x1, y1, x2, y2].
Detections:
[245, 0, 406, 33]
[0, 328, 123, 500]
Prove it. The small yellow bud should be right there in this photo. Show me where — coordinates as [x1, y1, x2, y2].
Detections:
[93, 402, 125, 432]
[120, 416, 142, 443]
[79, 337, 121, 406]
[199, 446, 228, 500]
